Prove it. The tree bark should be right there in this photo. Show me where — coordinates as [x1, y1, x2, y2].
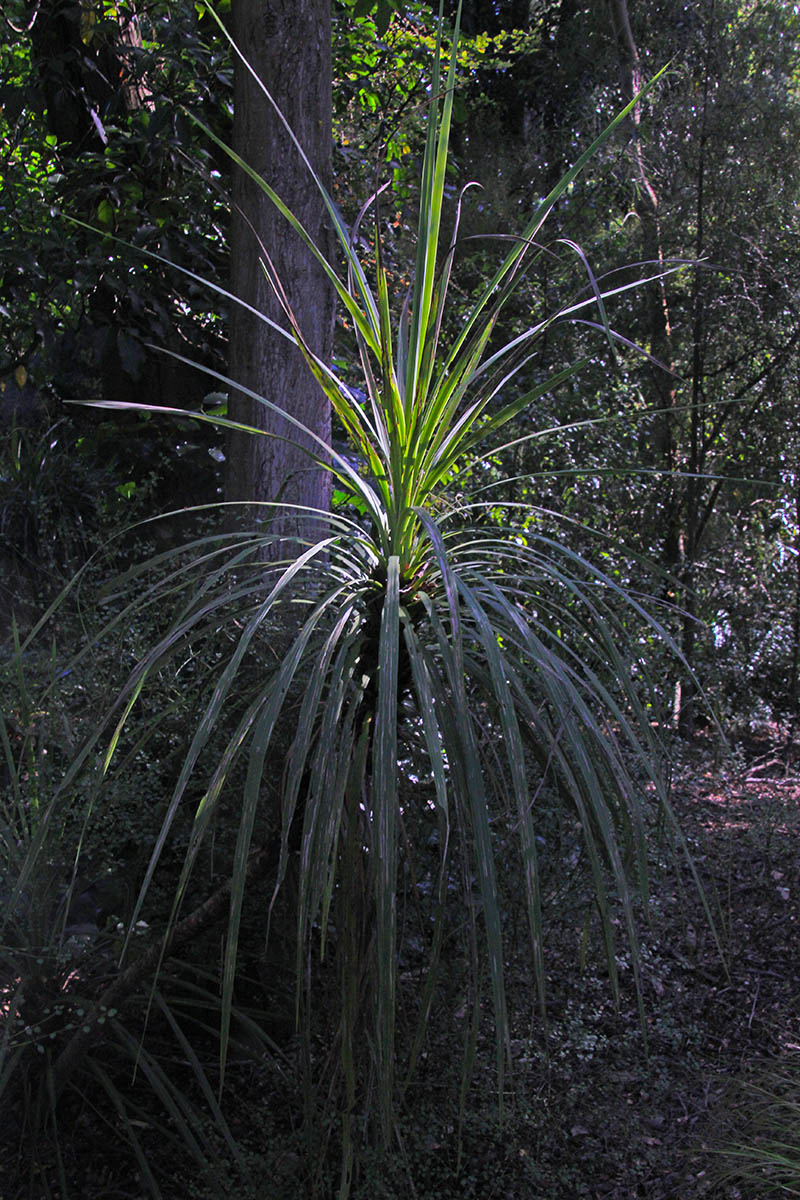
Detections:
[606, 0, 675, 422]
[606, 0, 687, 726]
[678, 14, 713, 738]
[226, 0, 334, 542]
[787, 447, 800, 758]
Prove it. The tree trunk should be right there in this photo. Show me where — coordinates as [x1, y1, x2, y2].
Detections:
[29, 0, 152, 149]
[678, 29, 712, 739]
[787, 458, 800, 760]
[226, 0, 334, 542]
[607, 0, 687, 727]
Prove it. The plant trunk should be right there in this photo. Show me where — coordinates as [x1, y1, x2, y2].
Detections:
[787, 466, 800, 758]
[605, 0, 676, 497]
[608, 0, 705, 734]
[677, 1, 716, 737]
[226, 0, 334, 541]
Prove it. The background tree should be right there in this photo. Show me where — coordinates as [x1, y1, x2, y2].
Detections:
[0, 0, 230, 408]
[225, 0, 335, 528]
[599, 0, 800, 732]
[442, 0, 800, 733]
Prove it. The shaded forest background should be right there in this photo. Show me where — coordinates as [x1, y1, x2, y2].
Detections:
[2, 2, 800, 1198]
[3, 0, 799, 732]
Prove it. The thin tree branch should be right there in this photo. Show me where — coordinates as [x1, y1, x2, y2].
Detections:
[50, 841, 276, 1101]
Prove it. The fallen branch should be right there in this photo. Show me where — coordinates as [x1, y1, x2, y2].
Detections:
[50, 840, 275, 1101]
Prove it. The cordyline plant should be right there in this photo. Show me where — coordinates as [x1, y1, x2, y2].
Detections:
[49, 2, 708, 1191]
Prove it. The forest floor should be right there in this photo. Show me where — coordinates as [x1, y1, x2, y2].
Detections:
[454, 727, 800, 1200]
[6, 721, 800, 1199]
[242, 726, 800, 1199]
